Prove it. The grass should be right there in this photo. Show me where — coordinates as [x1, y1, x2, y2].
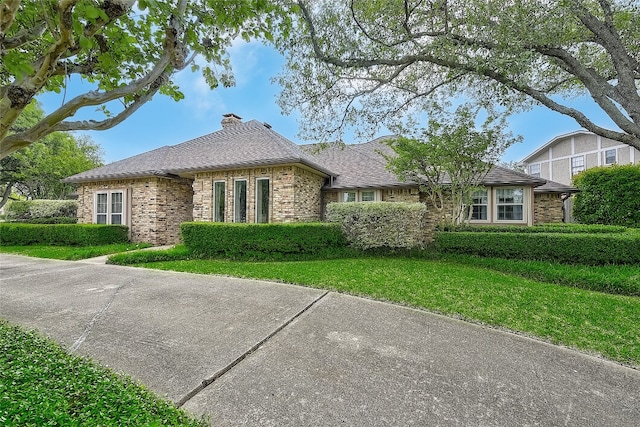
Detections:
[0, 243, 152, 260]
[128, 254, 640, 367]
[0, 320, 207, 426]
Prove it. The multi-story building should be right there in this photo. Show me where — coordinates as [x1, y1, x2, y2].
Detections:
[521, 130, 640, 186]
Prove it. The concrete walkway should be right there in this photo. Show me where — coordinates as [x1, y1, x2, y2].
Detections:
[1, 253, 639, 426]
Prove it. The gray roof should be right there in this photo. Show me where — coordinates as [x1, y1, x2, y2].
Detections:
[534, 180, 579, 193]
[63, 120, 332, 183]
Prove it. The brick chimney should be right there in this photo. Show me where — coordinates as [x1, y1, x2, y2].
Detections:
[221, 113, 242, 128]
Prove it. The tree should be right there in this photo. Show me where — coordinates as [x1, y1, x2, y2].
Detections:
[384, 107, 519, 227]
[1, 0, 286, 158]
[1, 101, 103, 208]
[277, 0, 640, 150]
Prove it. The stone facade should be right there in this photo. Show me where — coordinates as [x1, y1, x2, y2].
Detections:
[192, 165, 326, 223]
[533, 193, 564, 224]
[76, 177, 193, 245]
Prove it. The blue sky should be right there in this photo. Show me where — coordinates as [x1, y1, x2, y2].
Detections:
[37, 41, 615, 165]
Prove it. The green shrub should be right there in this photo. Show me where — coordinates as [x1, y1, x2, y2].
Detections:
[25, 216, 78, 224]
[434, 231, 640, 265]
[573, 164, 640, 227]
[326, 202, 430, 249]
[180, 222, 346, 258]
[445, 223, 628, 234]
[0, 223, 129, 246]
[4, 199, 77, 221]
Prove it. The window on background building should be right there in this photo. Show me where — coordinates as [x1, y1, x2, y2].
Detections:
[256, 178, 270, 223]
[95, 191, 125, 225]
[469, 189, 488, 220]
[529, 164, 541, 177]
[361, 190, 376, 202]
[571, 155, 585, 175]
[605, 149, 617, 165]
[234, 180, 247, 223]
[342, 191, 357, 202]
[213, 181, 225, 222]
[496, 188, 524, 221]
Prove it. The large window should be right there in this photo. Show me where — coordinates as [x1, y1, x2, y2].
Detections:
[571, 155, 585, 176]
[234, 180, 247, 223]
[496, 188, 524, 221]
[95, 191, 125, 225]
[213, 181, 225, 222]
[605, 149, 617, 165]
[469, 189, 488, 221]
[256, 178, 270, 223]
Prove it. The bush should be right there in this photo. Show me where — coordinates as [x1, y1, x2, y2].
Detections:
[434, 231, 640, 265]
[4, 200, 77, 221]
[25, 216, 78, 224]
[180, 222, 346, 259]
[0, 224, 129, 246]
[445, 223, 628, 234]
[573, 164, 640, 227]
[326, 202, 430, 250]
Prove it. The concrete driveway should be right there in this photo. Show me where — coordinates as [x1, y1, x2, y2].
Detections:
[1, 253, 639, 426]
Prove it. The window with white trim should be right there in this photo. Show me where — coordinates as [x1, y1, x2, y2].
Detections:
[94, 190, 126, 225]
[571, 155, 585, 176]
[469, 189, 489, 221]
[234, 180, 247, 223]
[213, 181, 225, 222]
[529, 164, 541, 177]
[256, 178, 270, 223]
[605, 149, 617, 165]
[341, 190, 379, 202]
[495, 188, 524, 221]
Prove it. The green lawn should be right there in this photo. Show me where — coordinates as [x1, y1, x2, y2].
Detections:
[0, 320, 207, 426]
[130, 255, 640, 367]
[0, 243, 151, 260]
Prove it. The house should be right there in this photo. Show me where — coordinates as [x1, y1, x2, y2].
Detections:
[63, 114, 575, 245]
[521, 130, 640, 186]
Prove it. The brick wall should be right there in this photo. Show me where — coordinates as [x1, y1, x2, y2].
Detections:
[192, 165, 326, 223]
[533, 193, 564, 224]
[76, 177, 193, 245]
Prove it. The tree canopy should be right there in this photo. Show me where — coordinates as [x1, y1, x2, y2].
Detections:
[0, 0, 287, 158]
[277, 0, 640, 149]
[1, 101, 103, 208]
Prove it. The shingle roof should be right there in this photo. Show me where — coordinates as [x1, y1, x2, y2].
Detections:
[63, 120, 333, 183]
[534, 180, 579, 193]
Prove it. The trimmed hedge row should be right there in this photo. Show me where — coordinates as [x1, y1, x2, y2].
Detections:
[326, 202, 430, 249]
[443, 224, 629, 234]
[181, 222, 346, 258]
[434, 231, 640, 265]
[0, 223, 129, 246]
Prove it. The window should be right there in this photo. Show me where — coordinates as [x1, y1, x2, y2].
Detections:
[571, 155, 585, 176]
[361, 190, 376, 202]
[341, 190, 378, 202]
[94, 191, 126, 225]
[605, 149, 617, 165]
[256, 178, 269, 223]
[342, 191, 357, 202]
[469, 189, 488, 221]
[213, 181, 225, 222]
[496, 188, 524, 221]
[529, 164, 541, 177]
[234, 180, 247, 223]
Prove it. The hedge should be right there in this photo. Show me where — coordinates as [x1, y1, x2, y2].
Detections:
[4, 200, 77, 221]
[573, 164, 640, 227]
[434, 231, 640, 265]
[0, 224, 129, 246]
[443, 223, 629, 234]
[180, 222, 346, 258]
[326, 202, 430, 250]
